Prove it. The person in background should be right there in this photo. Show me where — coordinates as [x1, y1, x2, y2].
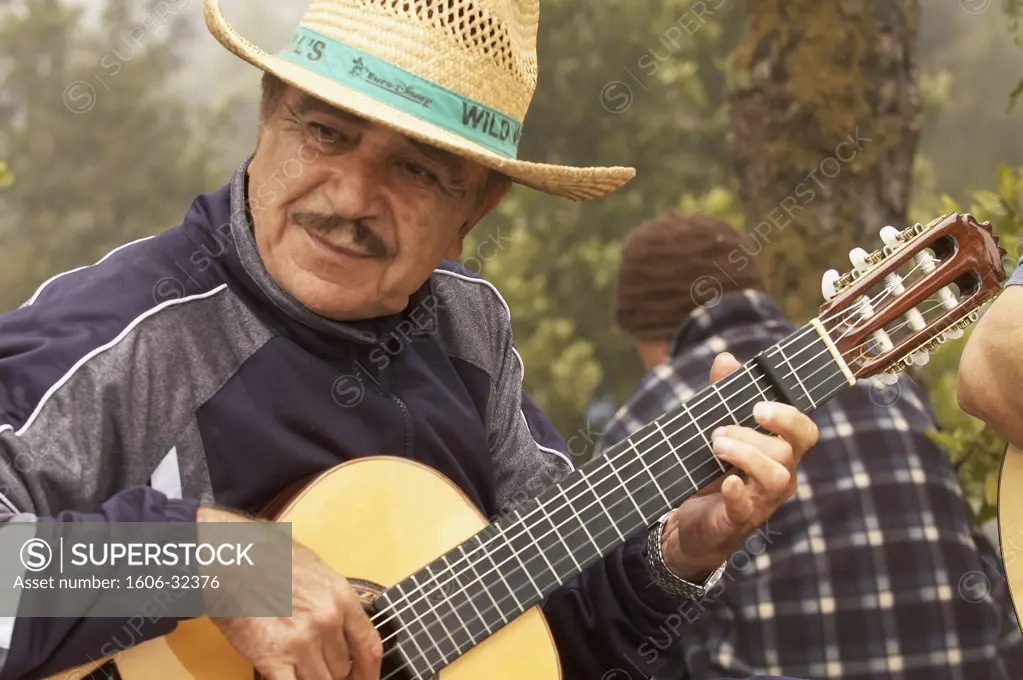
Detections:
[598, 210, 1023, 680]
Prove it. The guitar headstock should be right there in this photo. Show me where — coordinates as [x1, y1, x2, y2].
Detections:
[817, 213, 1006, 381]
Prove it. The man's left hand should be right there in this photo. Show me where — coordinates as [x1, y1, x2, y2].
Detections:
[659, 351, 819, 580]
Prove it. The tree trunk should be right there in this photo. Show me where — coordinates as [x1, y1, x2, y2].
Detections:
[728, 0, 922, 322]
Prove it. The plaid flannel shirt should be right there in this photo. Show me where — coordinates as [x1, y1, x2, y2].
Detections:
[598, 290, 1023, 680]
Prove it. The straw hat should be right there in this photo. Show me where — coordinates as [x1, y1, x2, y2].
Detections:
[202, 0, 636, 201]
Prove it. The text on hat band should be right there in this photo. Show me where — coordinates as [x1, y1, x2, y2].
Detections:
[277, 27, 524, 159]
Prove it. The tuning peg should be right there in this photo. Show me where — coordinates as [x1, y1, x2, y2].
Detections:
[942, 310, 979, 340]
[872, 372, 899, 387]
[882, 270, 928, 333]
[857, 294, 894, 354]
[880, 226, 901, 248]
[822, 269, 842, 300]
[910, 242, 963, 316]
[937, 287, 958, 310]
[849, 247, 871, 272]
[911, 349, 930, 366]
[913, 249, 937, 274]
[906, 307, 926, 332]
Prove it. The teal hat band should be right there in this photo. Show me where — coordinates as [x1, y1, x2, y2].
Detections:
[277, 27, 524, 159]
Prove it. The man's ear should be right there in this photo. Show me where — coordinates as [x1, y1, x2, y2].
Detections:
[445, 174, 512, 261]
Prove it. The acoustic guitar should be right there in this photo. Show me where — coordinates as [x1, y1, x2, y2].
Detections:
[997, 443, 1023, 634]
[47, 213, 1006, 680]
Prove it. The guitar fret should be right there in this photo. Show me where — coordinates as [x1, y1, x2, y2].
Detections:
[392, 637, 427, 680]
[685, 402, 726, 473]
[457, 543, 507, 628]
[607, 456, 647, 525]
[802, 334, 853, 408]
[775, 346, 816, 408]
[425, 563, 474, 652]
[581, 468, 625, 543]
[537, 500, 582, 573]
[475, 534, 521, 613]
[753, 329, 837, 412]
[557, 485, 602, 557]
[495, 522, 543, 600]
[439, 552, 491, 639]
[611, 443, 664, 520]
[747, 364, 768, 400]
[514, 508, 563, 587]
[409, 572, 457, 664]
[713, 382, 741, 425]
[393, 581, 444, 674]
[629, 439, 670, 507]
[655, 421, 697, 492]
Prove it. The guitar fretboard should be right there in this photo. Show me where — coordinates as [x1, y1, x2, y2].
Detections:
[371, 320, 850, 679]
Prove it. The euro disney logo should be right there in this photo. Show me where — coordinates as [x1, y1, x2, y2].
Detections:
[348, 58, 436, 109]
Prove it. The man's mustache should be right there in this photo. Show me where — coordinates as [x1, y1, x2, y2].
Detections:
[290, 212, 391, 259]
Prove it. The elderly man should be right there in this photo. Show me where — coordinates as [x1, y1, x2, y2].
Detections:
[600, 210, 1023, 680]
[0, 3, 820, 680]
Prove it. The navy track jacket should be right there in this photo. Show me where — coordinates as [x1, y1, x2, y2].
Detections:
[0, 160, 716, 680]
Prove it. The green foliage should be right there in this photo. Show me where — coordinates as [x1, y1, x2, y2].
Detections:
[917, 3, 1023, 204]
[1004, 0, 1023, 109]
[466, 0, 748, 455]
[0, 0, 230, 311]
[677, 186, 744, 231]
[913, 163, 1023, 522]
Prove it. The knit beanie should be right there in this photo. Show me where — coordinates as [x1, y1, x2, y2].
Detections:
[612, 211, 767, 339]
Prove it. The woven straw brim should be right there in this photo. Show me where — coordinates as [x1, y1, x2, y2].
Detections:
[203, 0, 636, 201]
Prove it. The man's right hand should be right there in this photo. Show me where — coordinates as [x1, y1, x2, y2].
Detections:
[197, 506, 384, 680]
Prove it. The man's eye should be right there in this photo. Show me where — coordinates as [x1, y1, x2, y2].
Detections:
[311, 123, 344, 146]
[405, 162, 439, 183]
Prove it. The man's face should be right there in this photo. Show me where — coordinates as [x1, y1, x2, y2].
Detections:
[246, 85, 503, 320]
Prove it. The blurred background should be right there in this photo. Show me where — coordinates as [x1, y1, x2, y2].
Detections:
[1, 0, 1021, 532]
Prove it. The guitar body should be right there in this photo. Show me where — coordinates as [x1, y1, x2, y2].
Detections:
[998, 443, 1023, 636]
[48, 457, 561, 680]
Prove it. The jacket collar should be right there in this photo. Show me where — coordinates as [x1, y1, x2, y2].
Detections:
[668, 290, 794, 358]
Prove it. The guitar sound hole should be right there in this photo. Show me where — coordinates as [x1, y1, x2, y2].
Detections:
[81, 660, 122, 679]
[249, 622, 427, 680]
[249, 578, 435, 679]
[352, 577, 437, 680]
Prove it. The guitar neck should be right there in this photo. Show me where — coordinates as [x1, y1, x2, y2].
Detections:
[372, 319, 852, 678]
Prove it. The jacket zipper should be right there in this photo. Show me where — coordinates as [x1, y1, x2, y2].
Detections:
[391, 394, 415, 459]
[361, 355, 414, 459]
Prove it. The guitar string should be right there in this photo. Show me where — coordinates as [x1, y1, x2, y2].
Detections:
[376, 344, 887, 680]
[376, 290, 954, 680]
[368, 270, 944, 678]
[367, 255, 937, 636]
[378, 296, 957, 678]
[370, 280, 949, 674]
[367, 263, 948, 674]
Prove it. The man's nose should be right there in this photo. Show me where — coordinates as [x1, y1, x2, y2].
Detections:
[327, 157, 384, 219]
